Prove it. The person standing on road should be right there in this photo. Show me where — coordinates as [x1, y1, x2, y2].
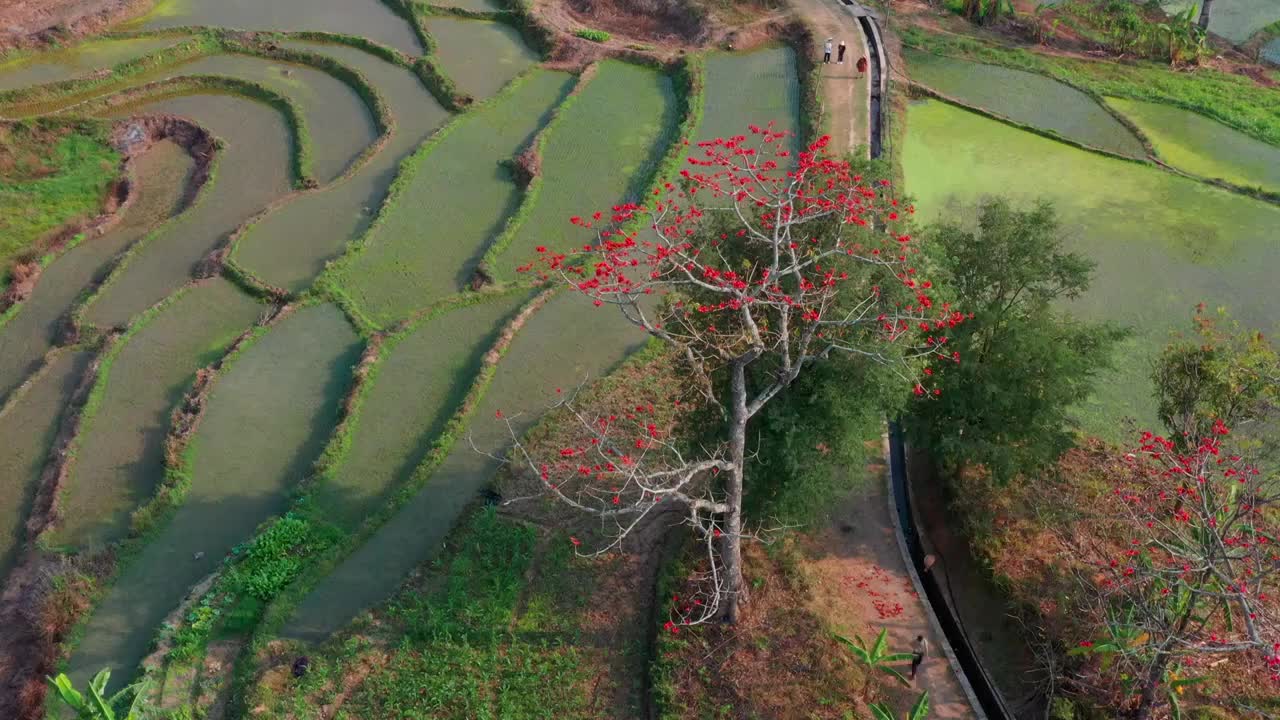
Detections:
[910, 635, 929, 681]
[823, 38, 833, 63]
[837, 40, 847, 63]
[856, 55, 868, 74]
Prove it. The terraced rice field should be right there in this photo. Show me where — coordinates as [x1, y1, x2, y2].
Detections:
[0, 3, 805, 709]
[333, 69, 572, 325]
[904, 48, 1147, 158]
[904, 99, 1280, 438]
[492, 61, 676, 279]
[48, 279, 262, 549]
[0, 139, 193, 403]
[1106, 96, 1280, 193]
[697, 46, 800, 145]
[0, 350, 90, 580]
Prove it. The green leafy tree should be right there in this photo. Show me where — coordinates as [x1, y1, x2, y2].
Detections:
[871, 691, 931, 720]
[47, 669, 147, 720]
[835, 627, 914, 688]
[1151, 306, 1279, 449]
[910, 198, 1125, 483]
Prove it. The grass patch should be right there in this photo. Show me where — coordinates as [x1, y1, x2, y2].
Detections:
[695, 46, 799, 147]
[0, 119, 120, 288]
[575, 28, 612, 43]
[424, 17, 539, 100]
[901, 26, 1280, 148]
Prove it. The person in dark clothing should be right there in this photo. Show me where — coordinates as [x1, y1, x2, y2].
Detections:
[823, 38, 832, 63]
[910, 635, 929, 681]
[856, 55, 868, 74]
[837, 40, 847, 63]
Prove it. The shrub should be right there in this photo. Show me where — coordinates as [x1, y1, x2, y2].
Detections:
[574, 28, 611, 43]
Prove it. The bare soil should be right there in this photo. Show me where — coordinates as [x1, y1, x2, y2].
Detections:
[0, 0, 153, 53]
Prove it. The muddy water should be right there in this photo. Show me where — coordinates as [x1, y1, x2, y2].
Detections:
[313, 294, 528, 529]
[904, 99, 1280, 438]
[0, 38, 183, 91]
[0, 140, 193, 406]
[84, 93, 291, 329]
[904, 48, 1146, 159]
[231, 42, 448, 294]
[48, 279, 263, 550]
[1107, 96, 1280, 193]
[284, 292, 647, 641]
[67, 303, 360, 692]
[0, 350, 91, 583]
[134, 0, 422, 56]
[696, 46, 800, 145]
[424, 17, 538, 100]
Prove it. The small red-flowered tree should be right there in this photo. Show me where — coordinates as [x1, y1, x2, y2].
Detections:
[1075, 422, 1280, 719]
[499, 126, 964, 624]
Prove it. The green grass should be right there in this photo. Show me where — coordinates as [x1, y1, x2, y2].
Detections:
[575, 28, 612, 43]
[901, 26, 1280, 149]
[904, 47, 1146, 158]
[904, 100, 1280, 439]
[0, 119, 120, 286]
[66, 303, 360, 693]
[48, 279, 262, 550]
[1106, 96, 1280, 193]
[491, 61, 677, 280]
[272, 509, 593, 719]
[331, 69, 572, 327]
[1159, 0, 1280, 43]
[695, 46, 799, 149]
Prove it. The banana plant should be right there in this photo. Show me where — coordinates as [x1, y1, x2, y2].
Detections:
[834, 627, 914, 687]
[47, 669, 148, 720]
[871, 691, 931, 720]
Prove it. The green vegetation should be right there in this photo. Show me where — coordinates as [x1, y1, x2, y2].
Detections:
[1106, 96, 1280, 194]
[835, 628, 914, 687]
[48, 668, 146, 720]
[0, 119, 120, 286]
[574, 28, 612, 43]
[330, 69, 571, 327]
[910, 198, 1126, 483]
[904, 48, 1146, 158]
[904, 100, 1280, 437]
[259, 509, 595, 718]
[0, 38, 179, 91]
[902, 27, 1280, 148]
[490, 61, 676, 279]
[1047, 0, 1209, 65]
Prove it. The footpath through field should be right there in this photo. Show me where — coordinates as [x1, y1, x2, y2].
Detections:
[789, 0, 871, 154]
[786, 0, 976, 716]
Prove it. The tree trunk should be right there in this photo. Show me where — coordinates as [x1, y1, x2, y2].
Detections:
[1134, 652, 1169, 720]
[722, 361, 749, 623]
[1197, 0, 1213, 31]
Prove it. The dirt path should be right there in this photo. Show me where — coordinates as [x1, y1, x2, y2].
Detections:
[803, 447, 976, 718]
[788, 0, 870, 154]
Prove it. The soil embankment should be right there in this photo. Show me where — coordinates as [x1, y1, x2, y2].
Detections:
[0, 0, 153, 53]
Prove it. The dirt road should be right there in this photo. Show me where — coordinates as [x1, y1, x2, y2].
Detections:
[789, 0, 871, 155]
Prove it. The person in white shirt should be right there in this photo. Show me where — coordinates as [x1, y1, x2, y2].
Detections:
[823, 38, 833, 64]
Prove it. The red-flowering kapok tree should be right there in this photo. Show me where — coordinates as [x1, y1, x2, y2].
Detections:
[1077, 422, 1280, 719]
[501, 126, 964, 624]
